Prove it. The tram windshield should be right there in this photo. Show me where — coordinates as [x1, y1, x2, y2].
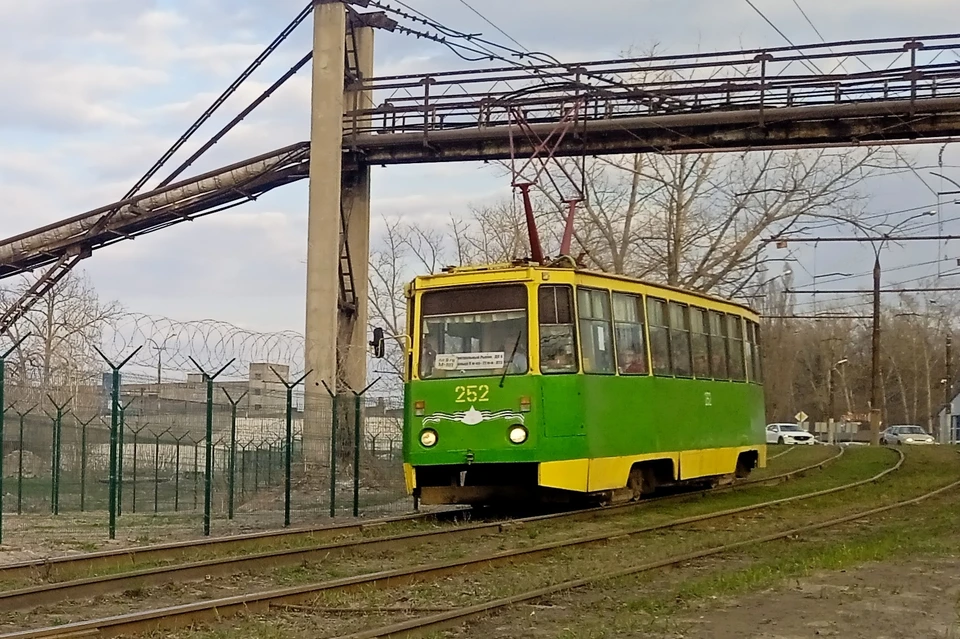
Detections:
[419, 284, 528, 379]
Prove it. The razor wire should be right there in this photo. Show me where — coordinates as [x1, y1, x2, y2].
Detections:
[105, 313, 305, 380]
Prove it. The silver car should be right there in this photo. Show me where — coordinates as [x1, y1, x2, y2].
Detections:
[880, 425, 936, 445]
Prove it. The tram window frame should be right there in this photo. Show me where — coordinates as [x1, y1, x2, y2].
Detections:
[708, 310, 728, 381]
[406, 295, 416, 381]
[689, 306, 711, 379]
[612, 292, 649, 375]
[668, 301, 693, 378]
[538, 285, 578, 374]
[727, 314, 747, 382]
[577, 287, 616, 375]
[646, 297, 671, 376]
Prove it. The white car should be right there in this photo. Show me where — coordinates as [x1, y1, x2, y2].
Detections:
[766, 423, 815, 445]
[880, 425, 936, 445]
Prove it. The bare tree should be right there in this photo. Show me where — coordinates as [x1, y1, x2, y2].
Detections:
[368, 218, 451, 385]
[0, 270, 122, 391]
[516, 147, 894, 298]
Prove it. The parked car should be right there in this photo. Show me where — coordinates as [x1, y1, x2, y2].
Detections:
[766, 423, 815, 445]
[880, 425, 936, 445]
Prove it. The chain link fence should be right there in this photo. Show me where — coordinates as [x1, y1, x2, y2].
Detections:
[0, 363, 410, 546]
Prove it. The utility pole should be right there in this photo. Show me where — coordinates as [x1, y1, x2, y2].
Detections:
[946, 334, 953, 442]
[870, 253, 882, 445]
[827, 365, 835, 445]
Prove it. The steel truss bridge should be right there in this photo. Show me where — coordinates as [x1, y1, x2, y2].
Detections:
[2, 33, 960, 287]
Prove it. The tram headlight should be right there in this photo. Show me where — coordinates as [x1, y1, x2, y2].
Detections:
[508, 425, 528, 445]
[419, 428, 438, 448]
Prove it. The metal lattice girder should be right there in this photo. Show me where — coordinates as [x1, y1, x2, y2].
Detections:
[0, 144, 311, 281]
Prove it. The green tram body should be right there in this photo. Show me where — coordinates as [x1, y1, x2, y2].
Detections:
[402, 264, 766, 505]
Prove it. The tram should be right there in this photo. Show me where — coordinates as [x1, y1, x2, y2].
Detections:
[397, 261, 766, 505]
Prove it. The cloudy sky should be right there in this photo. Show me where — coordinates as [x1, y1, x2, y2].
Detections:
[1, 0, 959, 338]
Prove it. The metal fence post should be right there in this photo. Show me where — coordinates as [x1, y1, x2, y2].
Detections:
[0, 400, 15, 537]
[172, 433, 188, 513]
[221, 388, 248, 521]
[240, 442, 250, 497]
[353, 395, 362, 517]
[271, 368, 309, 528]
[116, 399, 133, 517]
[193, 440, 200, 511]
[351, 380, 378, 518]
[322, 382, 337, 517]
[15, 404, 36, 516]
[0, 335, 28, 545]
[189, 357, 234, 537]
[266, 442, 274, 486]
[252, 443, 258, 493]
[76, 416, 96, 513]
[150, 428, 170, 515]
[45, 396, 72, 517]
[129, 425, 147, 514]
[330, 396, 338, 517]
[93, 345, 142, 540]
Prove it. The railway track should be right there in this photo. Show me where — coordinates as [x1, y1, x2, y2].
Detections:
[767, 445, 796, 461]
[0, 507, 468, 584]
[346, 450, 952, 639]
[0, 446, 840, 613]
[1, 446, 885, 638]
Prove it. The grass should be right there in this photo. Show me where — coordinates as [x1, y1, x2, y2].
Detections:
[591, 489, 960, 636]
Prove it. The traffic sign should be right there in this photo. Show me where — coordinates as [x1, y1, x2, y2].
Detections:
[795, 411, 809, 423]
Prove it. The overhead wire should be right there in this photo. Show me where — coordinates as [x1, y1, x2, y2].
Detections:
[456, 0, 528, 52]
[743, 0, 821, 75]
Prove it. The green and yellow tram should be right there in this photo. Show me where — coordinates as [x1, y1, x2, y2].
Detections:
[401, 262, 766, 505]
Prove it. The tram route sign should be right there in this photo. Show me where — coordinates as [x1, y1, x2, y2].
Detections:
[795, 411, 809, 423]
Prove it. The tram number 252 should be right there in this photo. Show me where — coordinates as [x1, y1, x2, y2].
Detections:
[455, 385, 489, 403]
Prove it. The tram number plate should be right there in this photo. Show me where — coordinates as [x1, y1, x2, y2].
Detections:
[455, 385, 490, 403]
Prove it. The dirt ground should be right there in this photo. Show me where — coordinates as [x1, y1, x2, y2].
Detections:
[672, 558, 960, 639]
[480, 557, 960, 639]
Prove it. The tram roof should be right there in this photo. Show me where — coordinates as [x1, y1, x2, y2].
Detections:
[410, 263, 759, 319]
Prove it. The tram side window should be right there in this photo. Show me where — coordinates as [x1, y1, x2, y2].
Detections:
[647, 298, 671, 375]
[668, 302, 693, 377]
[746, 321, 763, 384]
[538, 285, 578, 374]
[727, 315, 746, 381]
[708, 311, 728, 380]
[689, 307, 711, 379]
[577, 288, 615, 374]
[754, 322, 764, 384]
[744, 323, 755, 382]
[612, 292, 648, 375]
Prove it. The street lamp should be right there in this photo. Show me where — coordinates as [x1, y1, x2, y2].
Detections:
[757, 268, 792, 288]
[827, 358, 848, 443]
[145, 335, 176, 386]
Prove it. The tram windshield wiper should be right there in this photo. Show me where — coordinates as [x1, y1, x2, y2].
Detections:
[500, 332, 523, 388]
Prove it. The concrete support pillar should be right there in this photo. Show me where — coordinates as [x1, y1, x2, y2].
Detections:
[339, 25, 374, 394]
[303, 0, 346, 462]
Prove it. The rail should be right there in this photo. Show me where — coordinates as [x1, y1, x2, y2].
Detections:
[2, 446, 860, 636]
